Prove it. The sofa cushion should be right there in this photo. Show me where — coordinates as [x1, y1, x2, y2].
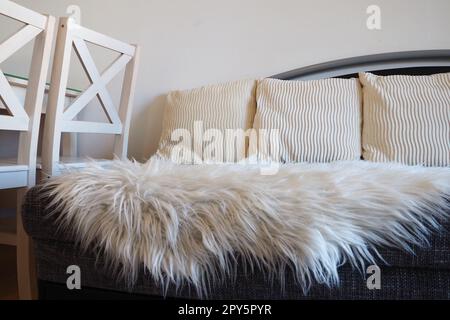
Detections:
[22, 186, 450, 270]
[34, 238, 450, 299]
[156, 79, 257, 163]
[252, 78, 362, 163]
[359, 72, 450, 166]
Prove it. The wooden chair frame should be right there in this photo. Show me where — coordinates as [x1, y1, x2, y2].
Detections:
[0, 0, 55, 299]
[42, 17, 140, 177]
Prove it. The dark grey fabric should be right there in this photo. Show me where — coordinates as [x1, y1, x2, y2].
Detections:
[22, 186, 450, 299]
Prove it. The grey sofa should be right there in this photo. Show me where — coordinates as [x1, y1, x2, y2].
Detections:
[22, 186, 450, 299]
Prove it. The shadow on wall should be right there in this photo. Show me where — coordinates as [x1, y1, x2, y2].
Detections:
[138, 94, 167, 161]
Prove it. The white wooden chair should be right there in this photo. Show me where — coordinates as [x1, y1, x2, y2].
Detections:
[0, 0, 55, 299]
[42, 17, 140, 177]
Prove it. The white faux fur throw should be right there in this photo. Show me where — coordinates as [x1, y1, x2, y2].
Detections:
[43, 158, 450, 295]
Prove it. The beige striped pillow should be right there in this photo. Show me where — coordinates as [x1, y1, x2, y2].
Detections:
[156, 79, 257, 163]
[360, 72, 450, 166]
[252, 78, 362, 163]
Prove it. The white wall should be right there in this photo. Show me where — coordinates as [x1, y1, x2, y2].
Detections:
[3, 0, 450, 161]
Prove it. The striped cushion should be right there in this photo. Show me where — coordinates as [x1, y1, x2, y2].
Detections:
[156, 79, 257, 162]
[360, 72, 450, 166]
[252, 78, 362, 163]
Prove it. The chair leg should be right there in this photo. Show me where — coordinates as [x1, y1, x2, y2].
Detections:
[16, 188, 37, 300]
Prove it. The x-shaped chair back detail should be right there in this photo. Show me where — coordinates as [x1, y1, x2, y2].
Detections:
[0, 0, 55, 300]
[0, 0, 55, 188]
[42, 17, 140, 177]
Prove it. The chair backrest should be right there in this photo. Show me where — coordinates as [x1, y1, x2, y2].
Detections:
[42, 17, 140, 177]
[0, 0, 55, 187]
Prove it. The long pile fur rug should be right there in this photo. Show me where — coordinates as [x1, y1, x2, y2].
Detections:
[43, 158, 450, 295]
